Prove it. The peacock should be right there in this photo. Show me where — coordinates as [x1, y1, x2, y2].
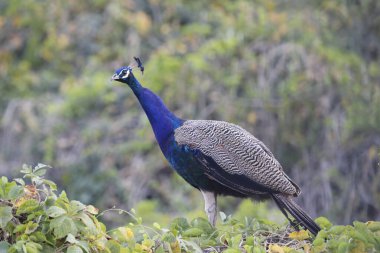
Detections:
[111, 58, 320, 236]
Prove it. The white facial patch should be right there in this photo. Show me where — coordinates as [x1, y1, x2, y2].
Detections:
[121, 69, 130, 79]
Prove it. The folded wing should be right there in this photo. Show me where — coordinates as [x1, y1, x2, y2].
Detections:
[174, 120, 300, 196]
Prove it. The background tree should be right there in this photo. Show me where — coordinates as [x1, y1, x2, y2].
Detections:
[0, 0, 379, 226]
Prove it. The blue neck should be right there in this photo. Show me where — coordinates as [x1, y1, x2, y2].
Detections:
[126, 74, 183, 149]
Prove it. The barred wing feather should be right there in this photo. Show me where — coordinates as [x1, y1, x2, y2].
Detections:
[174, 120, 300, 196]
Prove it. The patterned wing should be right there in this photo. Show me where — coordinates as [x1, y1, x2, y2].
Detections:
[174, 120, 300, 196]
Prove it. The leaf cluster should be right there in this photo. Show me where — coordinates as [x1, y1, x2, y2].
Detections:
[0, 164, 111, 253]
[1, 165, 380, 253]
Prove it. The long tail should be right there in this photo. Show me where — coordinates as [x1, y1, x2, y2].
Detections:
[271, 193, 321, 236]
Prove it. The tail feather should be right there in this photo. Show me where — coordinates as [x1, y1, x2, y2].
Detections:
[271, 193, 320, 236]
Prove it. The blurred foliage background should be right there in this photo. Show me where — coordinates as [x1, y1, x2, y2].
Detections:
[0, 0, 379, 227]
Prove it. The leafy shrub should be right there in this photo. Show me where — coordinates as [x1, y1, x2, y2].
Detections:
[0, 164, 379, 252]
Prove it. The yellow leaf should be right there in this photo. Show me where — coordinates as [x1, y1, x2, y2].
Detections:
[303, 243, 311, 253]
[288, 230, 310, 240]
[118, 227, 134, 241]
[268, 244, 284, 253]
[15, 185, 39, 206]
[85, 205, 99, 215]
[140, 244, 152, 253]
[14, 196, 27, 207]
[170, 240, 181, 253]
[153, 222, 161, 230]
[268, 244, 294, 253]
[351, 240, 366, 253]
[367, 221, 380, 232]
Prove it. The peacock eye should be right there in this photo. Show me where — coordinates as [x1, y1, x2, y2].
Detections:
[119, 68, 130, 78]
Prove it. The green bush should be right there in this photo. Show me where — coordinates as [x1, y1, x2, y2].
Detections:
[1, 164, 379, 253]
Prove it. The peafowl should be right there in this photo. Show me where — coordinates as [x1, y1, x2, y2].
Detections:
[111, 58, 320, 236]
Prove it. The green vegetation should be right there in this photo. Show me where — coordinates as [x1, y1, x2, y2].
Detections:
[1, 0, 379, 238]
[1, 164, 379, 252]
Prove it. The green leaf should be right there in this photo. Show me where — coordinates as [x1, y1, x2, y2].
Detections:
[0, 177, 8, 184]
[245, 236, 255, 246]
[54, 195, 70, 212]
[42, 179, 57, 191]
[219, 211, 227, 222]
[14, 224, 27, 233]
[106, 240, 122, 253]
[350, 230, 368, 244]
[199, 239, 217, 248]
[142, 237, 154, 249]
[25, 221, 39, 234]
[223, 248, 242, 253]
[31, 177, 44, 186]
[367, 221, 380, 232]
[328, 225, 346, 235]
[67, 245, 83, 253]
[69, 201, 86, 213]
[170, 217, 190, 232]
[153, 222, 161, 230]
[26, 210, 44, 222]
[24, 242, 43, 253]
[315, 216, 332, 230]
[85, 205, 98, 215]
[337, 241, 349, 253]
[46, 206, 67, 217]
[33, 169, 47, 177]
[8, 185, 24, 200]
[0, 205, 13, 228]
[32, 231, 47, 242]
[190, 217, 214, 234]
[182, 227, 204, 237]
[14, 178, 25, 186]
[0, 180, 23, 200]
[21, 164, 33, 174]
[41, 245, 55, 253]
[66, 233, 78, 244]
[230, 234, 242, 248]
[353, 221, 372, 243]
[313, 237, 325, 247]
[76, 213, 97, 234]
[45, 196, 56, 208]
[0, 177, 8, 198]
[33, 163, 51, 175]
[180, 240, 203, 253]
[99, 221, 107, 233]
[0, 241, 10, 252]
[77, 241, 90, 253]
[16, 199, 40, 215]
[244, 245, 253, 253]
[155, 245, 165, 253]
[253, 246, 266, 253]
[50, 215, 78, 239]
[162, 232, 176, 243]
[56, 191, 70, 206]
[4, 181, 19, 198]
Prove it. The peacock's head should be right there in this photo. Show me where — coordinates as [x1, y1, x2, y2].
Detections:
[111, 57, 144, 84]
[111, 66, 133, 84]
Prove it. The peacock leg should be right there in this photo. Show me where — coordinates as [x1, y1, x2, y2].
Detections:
[200, 190, 217, 226]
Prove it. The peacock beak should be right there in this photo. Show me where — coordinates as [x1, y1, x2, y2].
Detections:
[111, 73, 120, 81]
